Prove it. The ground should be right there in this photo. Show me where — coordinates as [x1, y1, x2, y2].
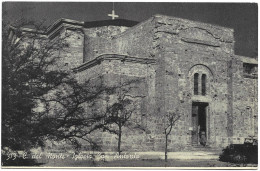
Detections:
[39, 158, 257, 168]
[2, 150, 257, 168]
[31, 150, 258, 168]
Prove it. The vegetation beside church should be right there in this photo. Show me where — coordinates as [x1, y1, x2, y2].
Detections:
[2, 20, 70, 153]
[2, 20, 142, 165]
[163, 111, 180, 162]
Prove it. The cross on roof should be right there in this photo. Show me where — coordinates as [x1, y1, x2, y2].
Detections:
[108, 10, 119, 20]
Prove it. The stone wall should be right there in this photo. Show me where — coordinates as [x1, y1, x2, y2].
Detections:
[83, 17, 156, 63]
[50, 15, 257, 151]
[232, 57, 258, 144]
[151, 15, 239, 148]
[74, 58, 158, 152]
[57, 29, 84, 70]
[84, 26, 129, 61]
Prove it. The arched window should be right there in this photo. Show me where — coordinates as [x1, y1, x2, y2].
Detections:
[194, 73, 199, 95]
[202, 74, 207, 95]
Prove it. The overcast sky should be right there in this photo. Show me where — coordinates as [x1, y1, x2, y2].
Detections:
[3, 2, 258, 58]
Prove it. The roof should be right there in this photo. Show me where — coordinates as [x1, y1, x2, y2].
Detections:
[84, 19, 139, 28]
[46, 18, 138, 33]
[12, 18, 138, 36]
[15, 14, 233, 39]
[46, 18, 84, 34]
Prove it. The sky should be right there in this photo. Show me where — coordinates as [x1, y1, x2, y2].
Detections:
[2, 2, 258, 58]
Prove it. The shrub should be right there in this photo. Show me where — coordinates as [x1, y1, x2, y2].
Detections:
[219, 143, 257, 164]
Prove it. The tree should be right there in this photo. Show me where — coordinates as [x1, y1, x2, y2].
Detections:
[102, 81, 146, 155]
[36, 75, 118, 151]
[2, 20, 72, 153]
[2, 19, 144, 156]
[2, 19, 114, 155]
[2, 17, 147, 165]
[105, 95, 134, 155]
[163, 110, 180, 162]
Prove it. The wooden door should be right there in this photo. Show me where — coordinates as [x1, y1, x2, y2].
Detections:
[192, 105, 199, 145]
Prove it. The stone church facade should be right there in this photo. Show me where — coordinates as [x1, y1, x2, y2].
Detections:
[22, 14, 259, 151]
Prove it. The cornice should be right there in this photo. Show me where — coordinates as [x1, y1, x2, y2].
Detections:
[73, 54, 156, 72]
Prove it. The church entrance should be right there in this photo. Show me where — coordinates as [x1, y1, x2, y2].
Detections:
[191, 102, 208, 146]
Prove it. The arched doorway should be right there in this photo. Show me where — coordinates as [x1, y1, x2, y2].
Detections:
[188, 64, 213, 146]
[191, 102, 209, 146]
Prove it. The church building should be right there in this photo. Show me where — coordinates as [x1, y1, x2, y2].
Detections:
[18, 14, 258, 151]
